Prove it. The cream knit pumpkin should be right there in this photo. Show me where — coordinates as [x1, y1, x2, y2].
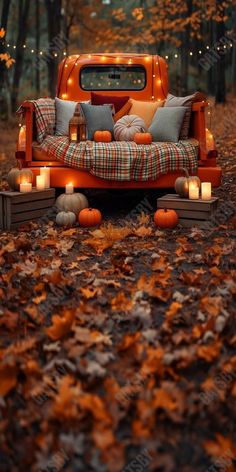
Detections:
[114, 115, 146, 141]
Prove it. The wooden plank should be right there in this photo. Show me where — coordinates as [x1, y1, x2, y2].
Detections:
[179, 218, 211, 228]
[157, 194, 218, 210]
[157, 196, 218, 212]
[4, 197, 12, 230]
[11, 207, 53, 223]
[11, 198, 55, 214]
[175, 209, 212, 220]
[0, 189, 55, 204]
[0, 188, 55, 203]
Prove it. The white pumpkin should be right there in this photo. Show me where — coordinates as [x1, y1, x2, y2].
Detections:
[56, 192, 88, 215]
[7, 167, 33, 191]
[114, 114, 146, 141]
[56, 211, 76, 227]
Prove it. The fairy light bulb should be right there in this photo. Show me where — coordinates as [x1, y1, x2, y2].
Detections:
[190, 51, 193, 56]
[68, 78, 73, 85]
[157, 79, 162, 85]
[165, 55, 169, 59]
[174, 54, 178, 58]
[62, 93, 67, 99]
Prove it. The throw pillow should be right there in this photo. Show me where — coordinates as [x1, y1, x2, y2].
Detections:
[91, 92, 130, 113]
[55, 97, 77, 136]
[128, 99, 164, 128]
[114, 99, 132, 122]
[164, 92, 205, 139]
[148, 107, 188, 143]
[80, 103, 114, 140]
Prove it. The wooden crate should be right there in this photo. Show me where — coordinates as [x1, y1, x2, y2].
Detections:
[157, 194, 219, 228]
[0, 189, 55, 230]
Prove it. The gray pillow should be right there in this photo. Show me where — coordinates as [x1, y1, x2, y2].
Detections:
[148, 107, 188, 143]
[80, 103, 114, 140]
[164, 93, 196, 139]
[55, 97, 77, 136]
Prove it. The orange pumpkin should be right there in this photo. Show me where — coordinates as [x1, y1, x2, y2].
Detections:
[154, 209, 178, 229]
[134, 132, 152, 145]
[94, 131, 112, 142]
[78, 208, 102, 227]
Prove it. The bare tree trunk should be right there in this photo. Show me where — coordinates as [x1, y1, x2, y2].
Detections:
[44, 0, 62, 98]
[180, 0, 192, 95]
[11, 0, 31, 111]
[215, 1, 226, 103]
[232, 5, 236, 94]
[0, 0, 11, 117]
[35, 0, 40, 95]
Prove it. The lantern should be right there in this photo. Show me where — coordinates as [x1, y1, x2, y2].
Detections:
[69, 110, 86, 142]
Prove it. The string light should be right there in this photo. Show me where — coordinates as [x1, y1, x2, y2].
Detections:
[174, 54, 178, 58]
[165, 55, 169, 59]
[190, 51, 193, 56]
[199, 50, 202, 54]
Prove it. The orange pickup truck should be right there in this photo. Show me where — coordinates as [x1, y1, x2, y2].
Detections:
[16, 53, 221, 189]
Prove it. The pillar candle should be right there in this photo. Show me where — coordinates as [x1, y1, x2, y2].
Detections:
[40, 167, 50, 188]
[189, 184, 199, 200]
[36, 175, 45, 191]
[201, 182, 212, 200]
[20, 182, 32, 193]
[65, 183, 74, 194]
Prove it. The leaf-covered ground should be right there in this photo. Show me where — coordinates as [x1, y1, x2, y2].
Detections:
[0, 101, 236, 472]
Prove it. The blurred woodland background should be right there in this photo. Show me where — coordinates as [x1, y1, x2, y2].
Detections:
[0, 0, 236, 119]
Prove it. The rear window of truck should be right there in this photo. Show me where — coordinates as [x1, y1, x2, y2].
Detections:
[80, 65, 146, 91]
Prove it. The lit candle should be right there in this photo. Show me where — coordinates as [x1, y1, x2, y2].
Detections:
[206, 128, 215, 152]
[17, 125, 26, 152]
[36, 175, 45, 191]
[65, 183, 74, 194]
[201, 182, 212, 200]
[71, 132, 77, 141]
[189, 183, 199, 200]
[20, 182, 32, 193]
[40, 167, 50, 188]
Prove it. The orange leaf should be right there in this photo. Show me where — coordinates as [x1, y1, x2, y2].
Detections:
[111, 292, 134, 311]
[197, 341, 222, 362]
[46, 308, 76, 340]
[166, 302, 182, 319]
[200, 296, 223, 317]
[204, 434, 236, 460]
[118, 332, 141, 351]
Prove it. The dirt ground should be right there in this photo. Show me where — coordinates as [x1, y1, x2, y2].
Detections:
[0, 100, 236, 472]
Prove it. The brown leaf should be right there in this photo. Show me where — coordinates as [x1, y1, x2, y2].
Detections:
[0, 364, 18, 397]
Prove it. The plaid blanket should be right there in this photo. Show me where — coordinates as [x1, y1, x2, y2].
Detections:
[18, 98, 55, 144]
[40, 136, 199, 182]
[19, 98, 199, 181]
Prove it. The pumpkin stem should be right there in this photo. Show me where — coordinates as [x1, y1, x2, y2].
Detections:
[182, 167, 189, 179]
[16, 159, 22, 170]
